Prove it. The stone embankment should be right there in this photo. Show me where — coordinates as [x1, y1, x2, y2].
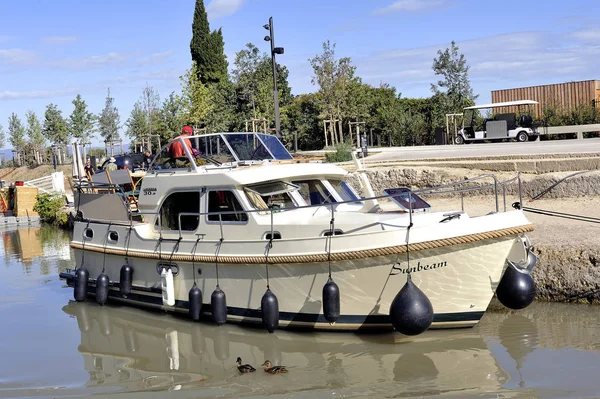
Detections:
[344, 161, 600, 304]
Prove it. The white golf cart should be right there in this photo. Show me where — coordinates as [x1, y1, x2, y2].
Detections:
[454, 100, 540, 145]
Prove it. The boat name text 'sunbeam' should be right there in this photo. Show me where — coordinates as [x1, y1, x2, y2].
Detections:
[391, 261, 448, 275]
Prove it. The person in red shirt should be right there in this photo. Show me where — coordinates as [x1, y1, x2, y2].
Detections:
[169, 126, 194, 159]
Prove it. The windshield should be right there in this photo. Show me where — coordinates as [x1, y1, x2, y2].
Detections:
[149, 133, 293, 170]
[463, 109, 475, 128]
[257, 134, 293, 160]
[292, 179, 336, 205]
[245, 181, 299, 211]
[226, 133, 272, 161]
[329, 180, 362, 204]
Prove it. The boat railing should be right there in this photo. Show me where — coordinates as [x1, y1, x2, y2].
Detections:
[130, 173, 523, 239]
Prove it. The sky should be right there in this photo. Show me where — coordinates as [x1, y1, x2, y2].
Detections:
[1, 0, 599, 148]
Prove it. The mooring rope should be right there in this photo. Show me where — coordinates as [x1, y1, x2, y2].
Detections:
[168, 237, 183, 264]
[327, 205, 335, 279]
[101, 222, 112, 273]
[522, 206, 600, 224]
[264, 206, 275, 289]
[124, 219, 133, 265]
[404, 221, 414, 280]
[529, 170, 593, 202]
[79, 221, 90, 270]
[215, 215, 224, 287]
[192, 237, 201, 286]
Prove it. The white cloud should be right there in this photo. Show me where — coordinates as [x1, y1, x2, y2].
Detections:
[41, 36, 79, 45]
[0, 87, 78, 101]
[49, 52, 132, 69]
[100, 69, 183, 85]
[0, 68, 183, 101]
[0, 49, 38, 65]
[136, 51, 173, 66]
[569, 28, 600, 42]
[206, 0, 246, 19]
[373, 0, 447, 15]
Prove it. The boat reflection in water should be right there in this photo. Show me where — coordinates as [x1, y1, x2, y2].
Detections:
[63, 302, 512, 396]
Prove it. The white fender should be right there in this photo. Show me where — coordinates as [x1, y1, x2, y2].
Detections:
[161, 268, 175, 307]
[165, 329, 180, 371]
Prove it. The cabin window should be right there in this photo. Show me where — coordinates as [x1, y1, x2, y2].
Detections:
[292, 180, 336, 205]
[207, 190, 248, 222]
[245, 181, 299, 211]
[157, 191, 200, 231]
[329, 180, 363, 204]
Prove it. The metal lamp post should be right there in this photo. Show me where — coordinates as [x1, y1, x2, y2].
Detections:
[263, 16, 284, 138]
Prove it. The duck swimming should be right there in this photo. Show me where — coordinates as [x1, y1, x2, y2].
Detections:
[236, 357, 256, 373]
[261, 360, 288, 374]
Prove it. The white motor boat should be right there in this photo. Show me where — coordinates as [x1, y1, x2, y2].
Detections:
[63, 133, 537, 335]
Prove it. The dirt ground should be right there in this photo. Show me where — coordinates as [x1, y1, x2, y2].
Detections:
[0, 165, 72, 184]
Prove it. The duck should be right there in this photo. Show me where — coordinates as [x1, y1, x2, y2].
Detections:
[236, 357, 256, 373]
[261, 360, 288, 374]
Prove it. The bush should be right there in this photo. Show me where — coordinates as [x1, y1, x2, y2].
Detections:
[34, 193, 68, 227]
[326, 143, 353, 163]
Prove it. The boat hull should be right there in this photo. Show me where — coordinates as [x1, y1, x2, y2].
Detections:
[70, 235, 519, 332]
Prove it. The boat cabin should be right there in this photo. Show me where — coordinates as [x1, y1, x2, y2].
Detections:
[74, 133, 384, 241]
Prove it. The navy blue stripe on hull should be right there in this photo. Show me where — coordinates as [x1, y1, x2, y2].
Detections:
[65, 278, 484, 329]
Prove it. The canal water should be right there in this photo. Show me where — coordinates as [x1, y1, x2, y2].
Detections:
[1, 224, 599, 399]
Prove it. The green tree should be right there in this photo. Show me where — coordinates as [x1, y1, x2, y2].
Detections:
[431, 41, 477, 115]
[0, 123, 5, 148]
[309, 40, 356, 144]
[88, 148, 106, 159]
[68, 94, 96, 143]
[233, 43, 263, 119]
[233, 43, 293, 129]
[126, 85, 161, 141]
[98, 88, 121, 141]
[141, 85, 161, 139]
[190, 0, 228, 85]
[345, 79, 373, 123]
[42, 104, 69, 145]
[205, 80, 239, 133]
[180, 62, 212, 127]
[8, 113, 26, 151]
[157, 92, 185, 141]
[125, 101, 148, 140]
[369, 84, 401, 144]
[281, 93, 322, 150]
[26, 110, 45, 148]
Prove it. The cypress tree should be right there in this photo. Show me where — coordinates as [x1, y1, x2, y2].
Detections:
[190, 0, 228, 85]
